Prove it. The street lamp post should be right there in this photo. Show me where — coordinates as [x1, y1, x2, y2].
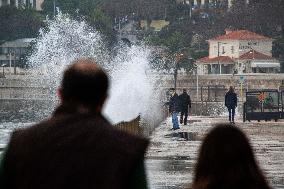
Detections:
[53, 0, 56, 17]
[174, 66, 178, 90]
[6, 51, 12, 74]
[1, 64, 6, 78]
[195, 64, 199, 101]
[174, 53, 183, 90]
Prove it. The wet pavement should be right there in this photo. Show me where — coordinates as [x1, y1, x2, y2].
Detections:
[0, 117, 283, 189]
[146, 116, 284, 189]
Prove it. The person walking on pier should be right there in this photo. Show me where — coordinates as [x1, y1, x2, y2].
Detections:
[169, 88, 180, 130]
[179, 89, 191, 125]
[225, 86, 237, 124]
[0, 59, 149, 189]
[190, 124, 271, 189]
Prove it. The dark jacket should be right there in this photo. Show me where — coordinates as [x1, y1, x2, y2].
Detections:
[2, 106, 148, 189]
[169, 93, 180, 112]
[179, 92, 191, 112]
[225, 91, 238, 108]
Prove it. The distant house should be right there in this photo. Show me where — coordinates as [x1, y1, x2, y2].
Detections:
[176, 0, 244, 9]
[140, 20, 170, 32]
[196, 29, 280, 75]
[0, 38, 35, 74]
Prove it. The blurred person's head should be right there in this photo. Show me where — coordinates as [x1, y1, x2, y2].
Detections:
[58, 58, 109, 113]
[169, 88, 176, 95]
[229, 86, 234, 93]
[183, 89, 187, 93]
[191, 124, 270, 189]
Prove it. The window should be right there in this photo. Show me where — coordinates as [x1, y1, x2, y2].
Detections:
[222, 46, 225, 54]
[2, 48, 8, 54]
[231, 46, 234, 54]
[214, 46, 217, 53]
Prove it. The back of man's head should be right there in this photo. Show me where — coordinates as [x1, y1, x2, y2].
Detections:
[60, 58, 109, 110]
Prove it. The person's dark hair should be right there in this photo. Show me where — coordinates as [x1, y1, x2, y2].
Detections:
[191, 124, 270, 189]
[229, 86, 234, 93]
[183, 89, 187, 92]
[61, 58, 109, 110]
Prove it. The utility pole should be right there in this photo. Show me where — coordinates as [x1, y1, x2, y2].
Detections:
[174, 53, 184, 90]
[218, 41, 221, 74]
[9, 52, 12, 74]
[196, 67, 199, 101]
[53, 0, 56, 17]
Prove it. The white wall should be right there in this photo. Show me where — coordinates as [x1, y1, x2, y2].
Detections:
[36, 0, 44, 10]
[239, 40, 272, 56]
[209, 40, 240, 59]
[209, 39, 273, 59]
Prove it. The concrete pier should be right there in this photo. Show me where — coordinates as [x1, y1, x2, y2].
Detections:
[146, 116, 284, 189]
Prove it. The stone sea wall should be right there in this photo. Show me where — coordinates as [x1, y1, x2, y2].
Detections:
[1, 74, 284, 117]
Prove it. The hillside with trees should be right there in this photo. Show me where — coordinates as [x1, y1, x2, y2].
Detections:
[1, 0, 283, 63]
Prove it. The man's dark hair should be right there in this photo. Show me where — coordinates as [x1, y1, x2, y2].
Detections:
[61, 58, 109, 109]
[183, 89, 187, 92]
[229, 86, 235, 93]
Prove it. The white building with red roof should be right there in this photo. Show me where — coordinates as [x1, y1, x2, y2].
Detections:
[196, 29, 280, 75]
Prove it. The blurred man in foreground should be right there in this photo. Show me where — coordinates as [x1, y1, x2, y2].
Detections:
[0, 59, 149, 189]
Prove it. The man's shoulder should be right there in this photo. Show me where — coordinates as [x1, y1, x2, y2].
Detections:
[9, 114, 149, 156]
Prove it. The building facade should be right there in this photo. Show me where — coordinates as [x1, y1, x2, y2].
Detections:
[196, 29, 280, 75]
[0, 38, 34, 75]
[176, 0, 248, 8]
[0, 0, 44, 10]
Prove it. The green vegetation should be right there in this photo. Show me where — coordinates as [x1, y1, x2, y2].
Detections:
[0, 6, 43, 43]
[1, 0, 283, 71]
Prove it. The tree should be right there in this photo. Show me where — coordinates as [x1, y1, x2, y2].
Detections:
[42, 0, 115, 46]
[0, 6, 44, 43]
[87, 8, 117, 46]
[147, 31, 194, 73]
[42, 0, 80, 16]
[223, 0, 284, 37]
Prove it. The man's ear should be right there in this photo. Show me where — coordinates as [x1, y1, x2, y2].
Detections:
[100, 94, 108, 108]
[57, 88, 63, 103]
[96, 94, 108, 112]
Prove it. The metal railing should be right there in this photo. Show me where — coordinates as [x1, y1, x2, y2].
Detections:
[115, 115, 141, 136]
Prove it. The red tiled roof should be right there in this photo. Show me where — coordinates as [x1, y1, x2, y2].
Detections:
[210, 30, 272, 41]
[239, 50, 274, 60]
[197, 56, 235, 64]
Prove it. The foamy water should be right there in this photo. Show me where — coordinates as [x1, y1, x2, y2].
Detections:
[26, 12, 162, 124]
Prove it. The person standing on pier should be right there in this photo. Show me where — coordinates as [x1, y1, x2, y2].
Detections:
[169, 88, 180, 130]
[0, 59, 149, 189]
[179, 89, 191, 125]
[225, 86, 238, 124]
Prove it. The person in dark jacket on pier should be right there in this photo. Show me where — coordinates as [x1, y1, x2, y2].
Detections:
[225, 86, 238, 124]
[179, 89, 191, 125]
[169, 88, 180, 130]
[0, 59, 149, 189]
